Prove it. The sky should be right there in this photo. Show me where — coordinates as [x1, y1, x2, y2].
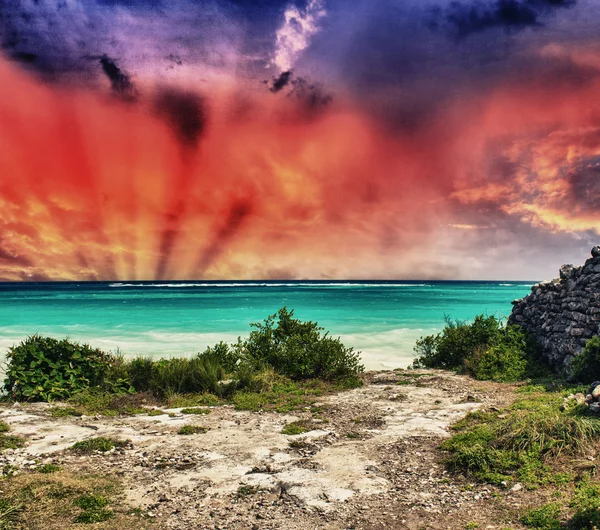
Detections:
[0, 0, 599, 281]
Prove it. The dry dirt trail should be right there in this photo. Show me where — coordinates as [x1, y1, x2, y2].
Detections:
[0, 370, 520, 529]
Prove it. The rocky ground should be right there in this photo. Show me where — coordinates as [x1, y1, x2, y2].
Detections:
[0, 370, 531, 529]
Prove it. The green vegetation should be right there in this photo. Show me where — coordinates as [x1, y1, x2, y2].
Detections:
[177, 425, 208, 435]
[0, 422, 24, 452]
[281, 420, 312, 435]
[180, 407, 211, 415]
[441, 390, 600, 488]
[569, 336, 600, 383]
[520, 503, 562, 529]
[49, 407, 83, 418]
[70, 437, 128, 454]
[2, 308, 363, 418]
[3, 336, 132, 401]
[37, 464, 62, 474]
[412, 315, 548, 382]
[0, 470, 144, 529]
[443, 383, 600, 529]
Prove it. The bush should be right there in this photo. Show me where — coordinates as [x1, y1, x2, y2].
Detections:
[569, 336, 600, 383]
[3, 336, 130, 401]
[234, 307, 363, 381]
[412, 315, 545, 382]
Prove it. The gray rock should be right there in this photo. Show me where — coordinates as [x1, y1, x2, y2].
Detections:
[592, 246, 600, 258]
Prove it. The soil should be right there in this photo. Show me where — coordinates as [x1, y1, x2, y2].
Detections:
[0, 370, 530, 529]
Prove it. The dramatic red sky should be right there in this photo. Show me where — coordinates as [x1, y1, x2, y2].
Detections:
[0, 0, 599, 280]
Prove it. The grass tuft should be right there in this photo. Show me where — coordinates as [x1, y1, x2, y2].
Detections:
[70, 437, 128, 453]
[178, 425, 208, 435]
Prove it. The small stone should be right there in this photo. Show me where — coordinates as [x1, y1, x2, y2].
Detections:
[511, 483, 523, 492]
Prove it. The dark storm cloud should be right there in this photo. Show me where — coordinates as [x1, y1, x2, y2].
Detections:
[565, 157, 600, 212]
[153, 89, 207, 147]
[0, 0, 247, 85]
[441, 0, 577, 38]
[270, 70, 292, 92]
[99, 55, 137, 100]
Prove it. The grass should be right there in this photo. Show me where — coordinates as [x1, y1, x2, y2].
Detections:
[49, 407, 83, 418]
[281, 420, 313, 435]
[38, 464, 62, 474]
[146, 409, 165, 416]
[177, 425, 208, 435]
[70, 437, 128, 454]
[0, 470, 148, 529]
[180, 407, 211, 415]
[0, 422, 10, 433]
[0, 435, 25, 451]
[443, 380, 600, 529]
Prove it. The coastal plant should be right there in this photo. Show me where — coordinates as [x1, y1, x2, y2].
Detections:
[569, 336, 600, 383]
[234, 307, 364, 381]
[412, 315, 545, 382]
[441, 390, 600, 488]
[70, 437, 127, 453]
[3, 335, 131, 401]
[178, 425, 208, 435]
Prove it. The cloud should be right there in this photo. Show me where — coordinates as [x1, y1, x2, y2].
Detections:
[273, 0, 327, 71]
[153, 89, 206, 148]
[99, 55, 137, 100]
[270, 70, 292, 92]
[442, 0, 577, 38]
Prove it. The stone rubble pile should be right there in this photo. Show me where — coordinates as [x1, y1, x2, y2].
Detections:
[509, 246, 600, 368]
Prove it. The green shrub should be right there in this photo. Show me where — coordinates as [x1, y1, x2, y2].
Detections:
[569, 336, 600, 383]
[0, 421, 9, 433]
[465, 342, 528, 382]
[569, 479, 600, 529]
[3, 336, 131, 401]
[38, 464, 62, 474]
[520, 503, 562, 529]
[412, 315, 545, 382]
[70, 437, 126, 453]
[126, 357, 155, 393]
[234, 307, 363, 381]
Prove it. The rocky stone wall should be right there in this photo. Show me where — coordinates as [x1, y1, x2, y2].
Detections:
[508, 246, 600, 368]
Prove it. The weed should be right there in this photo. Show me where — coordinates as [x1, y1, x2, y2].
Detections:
[0, 435, 25, 451]
[166, 393, 220, 408]
[178, 425, 208, 435]
[520, 503, 562, 529]
[73, 493, 109, 509]
[38, 464, 62, 474]
[281, 421, 311, 435]
[73, 508, 114, 523]
[70, 437, 127, 453]
[49, 407, 83, 418]
[346, 432, 361, 439]
[180, 407, 211, 415]
[237, 485, 260, 497]
[147, 408, 165, 416]
[0, 422, 9, 433]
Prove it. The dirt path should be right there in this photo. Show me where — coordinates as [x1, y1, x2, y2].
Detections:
[0, 371, 521, 529]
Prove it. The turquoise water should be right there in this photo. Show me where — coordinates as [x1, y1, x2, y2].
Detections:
[0, 281, 534, 369]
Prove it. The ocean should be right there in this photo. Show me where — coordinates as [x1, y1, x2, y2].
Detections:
[0, 281, 534, 370]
